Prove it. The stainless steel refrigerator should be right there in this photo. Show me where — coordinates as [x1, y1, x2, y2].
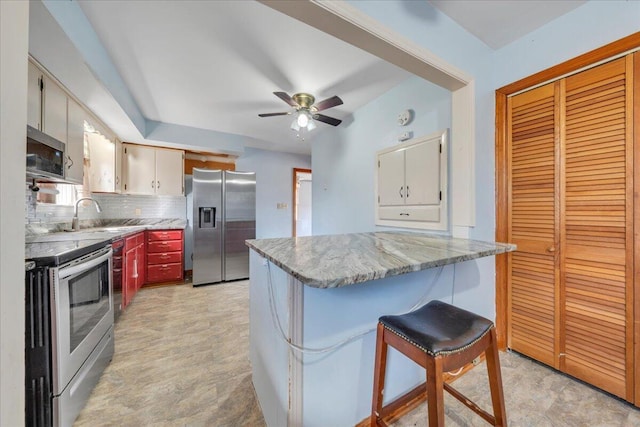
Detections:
[192, 168, 256, 286]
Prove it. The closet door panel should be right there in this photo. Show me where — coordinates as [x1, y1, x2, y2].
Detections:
[562, 57, 631, 399]
[508, 83, 558, 367]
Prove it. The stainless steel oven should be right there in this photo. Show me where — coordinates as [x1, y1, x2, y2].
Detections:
[50, 245, 114, 427]
[26, 242, 114, 427]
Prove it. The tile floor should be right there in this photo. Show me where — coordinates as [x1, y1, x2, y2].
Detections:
[75, 282, 639, 426]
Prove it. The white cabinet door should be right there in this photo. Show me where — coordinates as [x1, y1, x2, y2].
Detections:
[65, 100, 85, 184]
[375, 130, 448, 231]
[88, 133, 116, 192]
[123, 144, 156, 194]
[42, 75, 67, 144]
[378, 149, 405, 206]
[114, 138, 122, 193]
[27, 62, 42, 130]
[155, 148, 184, 195]
[405, 140, 440, 206]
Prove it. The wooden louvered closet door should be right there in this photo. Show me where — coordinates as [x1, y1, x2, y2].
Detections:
[507, 55, 634, 400]
[561, 56, 633, 398]
[507, 83, 559, 368]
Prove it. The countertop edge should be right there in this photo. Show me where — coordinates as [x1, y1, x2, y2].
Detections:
[246, 237, 515, 289]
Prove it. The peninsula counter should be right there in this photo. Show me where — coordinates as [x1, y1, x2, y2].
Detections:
[246, 232, 515, 426]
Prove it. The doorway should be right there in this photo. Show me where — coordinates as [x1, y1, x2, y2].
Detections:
[292, 168, 312, 237]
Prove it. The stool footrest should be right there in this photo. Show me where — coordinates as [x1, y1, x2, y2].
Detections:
[375, 382, 427, 425]
[443, 382, 496, 425]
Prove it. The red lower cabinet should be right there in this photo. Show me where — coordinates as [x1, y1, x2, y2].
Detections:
[122, 232, 145, 309]
[146, 229, 184, 284]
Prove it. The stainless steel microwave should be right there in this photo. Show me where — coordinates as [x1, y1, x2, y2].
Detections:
[26, 125, 66, 181]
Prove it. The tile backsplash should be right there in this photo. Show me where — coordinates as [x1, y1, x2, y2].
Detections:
[25, 185, 186, 224]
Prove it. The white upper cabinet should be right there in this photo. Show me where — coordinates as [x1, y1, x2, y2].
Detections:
[28, 61, 68, 144]
[123, 143, 184, 196]
[87, 132, 121, 193]
[155, 148, 184, 196]
[27, 61, 42, 130]
[404, 139, 441, 206]
[378, 149, 405, 206]
[42, 75, 68, 145]
[123, 144, 155, 195]
[27, 59, 86, 184]
[376, 130, 448, 231]
[65, 100, 85, 184]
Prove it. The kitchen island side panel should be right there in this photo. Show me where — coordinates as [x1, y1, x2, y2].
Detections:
[249, 253, 488, 426]
[249, 252, 290, 427]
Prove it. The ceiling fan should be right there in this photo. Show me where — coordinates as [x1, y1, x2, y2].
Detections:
[258, 92, 343, 131]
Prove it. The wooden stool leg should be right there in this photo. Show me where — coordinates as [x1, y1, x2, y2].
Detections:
[426, 355, 445, 427]
[485, 328, 507, 426]
[370, 323, 388, 426]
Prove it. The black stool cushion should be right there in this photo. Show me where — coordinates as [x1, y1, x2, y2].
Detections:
[379, 300, 493, 357]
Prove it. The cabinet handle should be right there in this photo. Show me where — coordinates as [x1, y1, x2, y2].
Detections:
[66, 155, 74, 169]
[399, 213, 410, 216]
[399, 186, 404, 198]
[157, 181, 160, 189]
[406, 185, 409, 198]
[151, 180, 155, 189]
[546, 246, 556, 253]
[133, 259, 138, 279]
[116, 176, 119, 185]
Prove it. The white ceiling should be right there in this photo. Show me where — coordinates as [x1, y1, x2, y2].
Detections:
[72, 1, 589, 155]
[429, 0, 588, 49]
[76, 0, 411, 154]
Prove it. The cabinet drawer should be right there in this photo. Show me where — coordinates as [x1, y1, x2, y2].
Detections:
[147, 230, 182, 241]
[147, 252, 182, 265]
[147, 240, 182, 253]
[147, 263, 183, 283]
[378, 206, 440, 222]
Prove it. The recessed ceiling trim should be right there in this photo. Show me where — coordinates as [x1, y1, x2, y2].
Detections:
[260, 0, 472, 91]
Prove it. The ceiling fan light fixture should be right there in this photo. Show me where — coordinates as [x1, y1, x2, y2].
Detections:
[260, 91, 343, 130]
[306, 119, 316, 131]
[297, 111, 310, 127]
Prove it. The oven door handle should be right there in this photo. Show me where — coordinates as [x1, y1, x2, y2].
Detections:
[58, 247, 112, 280]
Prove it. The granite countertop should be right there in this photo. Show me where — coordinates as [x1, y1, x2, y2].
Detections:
[246, 232, 516, 289]
[25, 219, 187, 244]
[25, 219, 187, 261]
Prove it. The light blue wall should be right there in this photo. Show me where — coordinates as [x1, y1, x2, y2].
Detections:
[312, 0, 639, 320]
[236, 147, 311, 239]
[345, 1, 497, 245]
[493, 0, 640, 88]
[312, 76, 451, 235]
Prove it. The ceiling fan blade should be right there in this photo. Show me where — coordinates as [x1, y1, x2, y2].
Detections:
[313, 95, 343, 112]
[313, 114, 342, 126]
[273, 91, 298, 107]
[258, 112, 291, 117]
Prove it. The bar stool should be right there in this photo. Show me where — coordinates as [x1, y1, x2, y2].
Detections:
[370, 300, 507, 426]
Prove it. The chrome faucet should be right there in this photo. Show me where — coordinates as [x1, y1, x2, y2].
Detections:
[72, 197, 102, 230]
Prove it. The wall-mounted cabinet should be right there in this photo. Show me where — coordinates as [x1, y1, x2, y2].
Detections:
[375, 130, 448, 231]
[122, 144, 184, 196]
[27, 59, 84, 184]
[65, 100, 85, 184]
[27, 61, 43, 131]
[87, 131, 122, 193]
